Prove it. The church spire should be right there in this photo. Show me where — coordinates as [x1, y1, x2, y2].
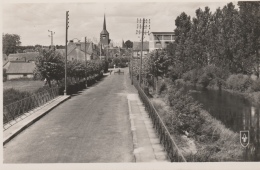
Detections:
[103, 14, 106, 31]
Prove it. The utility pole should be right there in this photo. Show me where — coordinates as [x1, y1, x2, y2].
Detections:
[100, 44, 102, 60]
[64, 11, 69, 96]
[85, 36, 87, 62]
[48, 30, 55, 47]
[136, 18, 151, 86]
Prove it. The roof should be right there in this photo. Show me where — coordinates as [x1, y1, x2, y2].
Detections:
[8, 52, 39, 62]
[100, 14, 109, 35]
[133, 41, 149, 51]
[56, 48, 91, 61]
[151, 32, 175, 35]
[100, 29, 109, 34]
[6, 62, 36, 74]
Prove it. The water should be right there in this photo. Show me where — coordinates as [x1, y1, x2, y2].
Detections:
[182, 86, 260, 161]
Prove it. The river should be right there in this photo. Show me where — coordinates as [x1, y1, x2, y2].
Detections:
[182, 86, 260, 161]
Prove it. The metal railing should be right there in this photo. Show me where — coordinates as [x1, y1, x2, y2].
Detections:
[133, 79, 187, 162]
[3, 87, 59, 127]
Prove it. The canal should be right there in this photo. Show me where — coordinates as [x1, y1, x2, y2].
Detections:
[183, 86, 260, 161]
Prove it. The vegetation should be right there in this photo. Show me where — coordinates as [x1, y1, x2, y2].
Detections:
[124, 40, 133, 49]
[3, 79, 45, 93]
[2, 33, 21, 55]
[3, 88, 31, 106]
[151, 82, 242, 161]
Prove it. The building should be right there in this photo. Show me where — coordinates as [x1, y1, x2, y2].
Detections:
[133, 41, 149, 57]
[56, 40, 101, 61]
[6, 62, 36, 80]
[100, 14, 110, 47]
[149, 32, 175, 51]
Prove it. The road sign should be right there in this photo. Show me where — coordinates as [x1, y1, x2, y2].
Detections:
[240, 130, 249, 148]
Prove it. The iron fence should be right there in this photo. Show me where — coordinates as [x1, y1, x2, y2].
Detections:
[133, 79, 187, 162]
[3, 87, 59, 126]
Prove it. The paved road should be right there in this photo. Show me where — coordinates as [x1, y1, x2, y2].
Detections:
[4, 68, 135, 163]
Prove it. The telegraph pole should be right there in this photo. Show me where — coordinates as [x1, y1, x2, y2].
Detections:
[136, 18, 150, 86]
[64, 11, 69, 96]
[85, 36, 87, 62]
[48, 30, 55, 47]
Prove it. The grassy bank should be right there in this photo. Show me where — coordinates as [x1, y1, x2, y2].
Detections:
[3, 79, 45, 93]
[150, 83, 243, 161]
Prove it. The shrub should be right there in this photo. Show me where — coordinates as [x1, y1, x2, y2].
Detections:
[182, 68, 203, 84]
[167, 85, 204, 136]
[226, 74, 253, 92]
[250, 79, 260, 92]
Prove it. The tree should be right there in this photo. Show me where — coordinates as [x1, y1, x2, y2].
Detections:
[35, 49, 64, 87]
[238, 1, 260, 78]
[3, 33, 21, 55]
[125, 40, 133, 49]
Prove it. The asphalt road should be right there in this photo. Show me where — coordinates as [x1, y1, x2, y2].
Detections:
[4, 68, 135, 163]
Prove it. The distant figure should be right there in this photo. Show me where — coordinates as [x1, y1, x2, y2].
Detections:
[44, 78, 47, 86]
[110, 70, 112, 75]
[118, 69, 121, 74]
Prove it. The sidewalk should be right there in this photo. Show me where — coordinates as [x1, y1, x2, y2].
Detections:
[127, 94, 169, 162]
[3, 95, 70, 145]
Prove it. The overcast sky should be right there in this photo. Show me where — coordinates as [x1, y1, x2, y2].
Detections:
[2, 0, 237, 46]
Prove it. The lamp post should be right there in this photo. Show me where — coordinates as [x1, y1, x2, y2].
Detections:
[136, 18, 150, 86]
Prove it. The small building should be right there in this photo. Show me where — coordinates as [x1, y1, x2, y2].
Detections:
[149, 32, 175, 51]
[6, 62, 36, 80]
[133, 41, 149, 57]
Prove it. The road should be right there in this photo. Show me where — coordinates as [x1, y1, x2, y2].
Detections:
[4, 68, 135, 163]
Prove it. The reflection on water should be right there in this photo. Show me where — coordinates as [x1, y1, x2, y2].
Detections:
[182, 86, 260, 161]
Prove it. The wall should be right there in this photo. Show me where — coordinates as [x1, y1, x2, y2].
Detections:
[7, 74, 34, 80]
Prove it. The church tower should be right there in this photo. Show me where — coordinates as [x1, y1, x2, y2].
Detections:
[100, 14, 110, 47]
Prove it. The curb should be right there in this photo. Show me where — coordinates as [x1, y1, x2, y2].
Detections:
[127, 99, 139, 162]
[3, 95, 71, 145]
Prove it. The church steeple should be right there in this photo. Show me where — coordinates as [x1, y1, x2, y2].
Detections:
[103, 14, 106, 30]
[100, 13, 110, 47]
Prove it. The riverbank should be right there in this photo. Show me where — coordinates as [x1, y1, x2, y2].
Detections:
[150, 82, 243, 161]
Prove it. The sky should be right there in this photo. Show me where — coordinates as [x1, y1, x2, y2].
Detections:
[2, 0, 238, 46]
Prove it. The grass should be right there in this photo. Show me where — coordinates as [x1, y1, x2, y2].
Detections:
[3, 79, 45, 93]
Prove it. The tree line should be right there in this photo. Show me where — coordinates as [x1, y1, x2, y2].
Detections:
[34, 49, 107, 87]
[173, 1, 260, 78]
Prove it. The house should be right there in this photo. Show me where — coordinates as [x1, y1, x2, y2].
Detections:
[133, 41, 149, 57]
[149, 32, 175, 51]
[56, 41, 101, 61]
[6, 62, 36, 80]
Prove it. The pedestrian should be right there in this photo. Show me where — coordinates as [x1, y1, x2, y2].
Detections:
[110, 70, 112, 75]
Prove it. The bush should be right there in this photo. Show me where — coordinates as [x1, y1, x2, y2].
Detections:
[250, 79, 260, 92]
[167, 85, 204, 136]
[182, 68, 203, 84]
[226, 74, 253, 92]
